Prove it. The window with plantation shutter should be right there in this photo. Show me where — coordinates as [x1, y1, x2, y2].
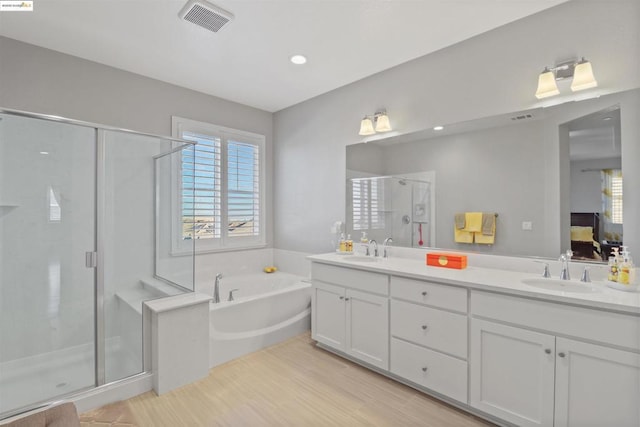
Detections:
[611, 174, 623, 224]
[181, 132, 222, 240]
[172, 117, 265, 253]
[227, 140, 261, 237]
[351, 177, 384, 231]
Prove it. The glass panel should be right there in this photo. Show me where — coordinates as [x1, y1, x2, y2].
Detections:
[0, 114, 96, 415]
[103, 132, 194, 384]
[155, 143, 195, 289]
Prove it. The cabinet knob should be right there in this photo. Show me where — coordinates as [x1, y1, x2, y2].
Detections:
[421, 291, 428, 296]
[339, 296, 344, 300]
[345, 297, 350, 301]
[422, 367, 428, 372]
[421, 325, 428, 330]
[544, 349, 551, 354]
[558, 352, 566, 358]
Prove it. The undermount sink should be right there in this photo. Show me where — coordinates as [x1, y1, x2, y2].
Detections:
[521, 278, 601, 294]
[347, 255, 378, 263]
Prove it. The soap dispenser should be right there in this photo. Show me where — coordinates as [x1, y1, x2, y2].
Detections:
[346, 234, 353, 252]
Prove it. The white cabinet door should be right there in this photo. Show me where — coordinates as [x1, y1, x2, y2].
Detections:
[470, 319, 555, 427]
[346, 289, 389, 370]
[313, 282, 346, 351]
[555, 337, 640, 427]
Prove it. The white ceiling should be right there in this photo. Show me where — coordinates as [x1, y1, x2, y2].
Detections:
[0, 0, 566, 112]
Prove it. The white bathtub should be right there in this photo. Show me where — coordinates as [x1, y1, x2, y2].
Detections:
[208, 272, 311, 367]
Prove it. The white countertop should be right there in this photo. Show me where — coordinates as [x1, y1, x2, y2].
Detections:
[308, 253, 640, 314]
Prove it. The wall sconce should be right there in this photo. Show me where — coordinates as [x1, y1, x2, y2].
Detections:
[359, 110, 392, 136]
[535, 57, 598, 99]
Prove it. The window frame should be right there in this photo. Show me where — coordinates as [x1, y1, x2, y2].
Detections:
[171, 116, 266, 254]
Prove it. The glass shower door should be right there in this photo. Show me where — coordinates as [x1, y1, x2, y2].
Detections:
[0, 114, 97, 416]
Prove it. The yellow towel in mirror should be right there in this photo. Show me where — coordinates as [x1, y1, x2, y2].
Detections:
[475, 219, 495, 245]
[464, 212, 483, 232]
[454, 226, 474, 243]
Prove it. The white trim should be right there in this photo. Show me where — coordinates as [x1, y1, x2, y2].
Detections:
[170, 116, 266, 254]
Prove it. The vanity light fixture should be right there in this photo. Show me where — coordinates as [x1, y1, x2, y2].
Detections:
[359, 110, 392, 136]
[535, 57, 598, 99]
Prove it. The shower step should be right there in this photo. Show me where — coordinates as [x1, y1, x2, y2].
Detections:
[115, 279, 184, 315]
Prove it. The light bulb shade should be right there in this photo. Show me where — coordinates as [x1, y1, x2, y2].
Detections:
[359, 117, 375, 136]
[535, 69, 560, 99]
[374, 113, 392, 132]
[571, 60, 597, 92]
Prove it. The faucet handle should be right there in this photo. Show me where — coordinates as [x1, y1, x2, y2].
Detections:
[580, 267, 591, 283]
[534, 261, 551, 278]
[542, 263, 551, 278]
[228, 289, 239, 301]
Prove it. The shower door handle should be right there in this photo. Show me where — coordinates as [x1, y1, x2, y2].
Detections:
[86, 251, 97, 268]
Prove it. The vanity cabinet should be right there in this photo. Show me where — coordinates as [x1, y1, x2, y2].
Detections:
[554, 337, 640, 427]
[470, 291, 640, 427]
[470, 319, 555, 427]
[312, 264, 389, 370]
[389, 276, 469, 403]
[310, 256, 640, 427]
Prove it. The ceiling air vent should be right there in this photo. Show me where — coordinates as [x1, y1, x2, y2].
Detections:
[179, 0, 234, 33]
[510, 113, 534, 121]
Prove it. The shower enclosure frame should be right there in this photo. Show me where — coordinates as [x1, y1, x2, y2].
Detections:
[0, 107, 196, 418]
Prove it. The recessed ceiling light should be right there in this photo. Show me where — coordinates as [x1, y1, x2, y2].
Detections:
[433, 126, 444, 131]
[40, 151, 49, 155]
[290, 54, 307, 65]
[603, 116, 613, 121]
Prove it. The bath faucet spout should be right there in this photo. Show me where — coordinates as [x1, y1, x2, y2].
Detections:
[213, 273, 223, 303]
[368, 239, 378, 257]
[383, 237, 393, 258]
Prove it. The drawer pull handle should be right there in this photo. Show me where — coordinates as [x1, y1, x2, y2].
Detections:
[421, 291, 428, 296]
[558, 352, 566, 358]
[422, 367, 428, 372]
[545, 349, 551, 354]
[421, 325, 428, 330]
[345, 297, 350, 301]
[339, 296, 344, 300]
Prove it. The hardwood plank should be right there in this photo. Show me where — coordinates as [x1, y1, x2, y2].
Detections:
[81, 332, 495, 426]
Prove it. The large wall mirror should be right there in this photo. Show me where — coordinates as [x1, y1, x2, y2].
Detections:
[346, 89, 639, 262]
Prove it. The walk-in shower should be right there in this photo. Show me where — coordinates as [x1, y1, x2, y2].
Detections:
[0, 109, 196, 418]
[347, 176, 432, 248]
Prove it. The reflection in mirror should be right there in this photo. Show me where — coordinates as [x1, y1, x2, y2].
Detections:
[346, 89, 638, 262]
[568, 106, 622, 261]
[346, 176, 434, 248]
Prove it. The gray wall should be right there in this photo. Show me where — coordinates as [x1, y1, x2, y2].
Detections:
[381, 120, 547, 257]
[273, 0, 640, 255]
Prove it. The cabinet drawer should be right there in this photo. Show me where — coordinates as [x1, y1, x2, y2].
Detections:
[391, 276, 467, 313]
[471, 291, 640, 352]
[312, 263, 388, 296]
[391, 338, 468, 403]
[391, 300, 467, 359]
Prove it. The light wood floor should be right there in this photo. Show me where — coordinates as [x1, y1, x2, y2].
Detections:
[81, 333, 494, 426]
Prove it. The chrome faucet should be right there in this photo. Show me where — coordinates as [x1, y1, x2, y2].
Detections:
[383, 237, 393, 258]
[213, 273, 223, 303]
[559, 250, 572, 280]
[580, 266, 591, 283]
[228, 288, 239, 301]
[366, 239, 378, 257]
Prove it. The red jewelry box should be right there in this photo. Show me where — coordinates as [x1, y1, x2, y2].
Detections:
[426, 252, 468, 269]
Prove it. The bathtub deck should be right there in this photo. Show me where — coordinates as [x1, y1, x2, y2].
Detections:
[81, 332, 493, 426]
